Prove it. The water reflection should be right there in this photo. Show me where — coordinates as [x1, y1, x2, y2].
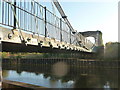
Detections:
[104, 81, 110, 89]
[3, 70, 74, 88]
[2, 59, 119, 88]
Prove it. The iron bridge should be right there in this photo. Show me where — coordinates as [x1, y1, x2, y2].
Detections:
[0, 0, 103, 54]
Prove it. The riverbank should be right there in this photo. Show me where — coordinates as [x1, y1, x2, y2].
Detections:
[2, 80, 47, 89]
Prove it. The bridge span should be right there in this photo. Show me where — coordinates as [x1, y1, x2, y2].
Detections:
[0, 0, 103, 54]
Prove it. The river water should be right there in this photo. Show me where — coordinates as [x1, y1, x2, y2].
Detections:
[2, 59, 119, 89]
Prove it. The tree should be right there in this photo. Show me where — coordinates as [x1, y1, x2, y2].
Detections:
[104, 42, 119, 60]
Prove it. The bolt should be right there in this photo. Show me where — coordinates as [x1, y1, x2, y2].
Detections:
[27, 38, 31, 41]
[8, 33, 12, 39]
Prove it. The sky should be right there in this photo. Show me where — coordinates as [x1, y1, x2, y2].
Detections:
[41, 0, 118, 44]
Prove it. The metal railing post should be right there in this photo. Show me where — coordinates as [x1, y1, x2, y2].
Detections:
[60, 18, 62, 42]
[14, 0, 16, 29]
[70, 29, 71, 44]
[44, 7, 47, 37]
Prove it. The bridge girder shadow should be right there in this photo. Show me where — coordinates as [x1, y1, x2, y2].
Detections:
[0, 41, 97, 59]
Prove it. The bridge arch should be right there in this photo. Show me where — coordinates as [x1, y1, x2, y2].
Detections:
[80, 30, 103, 47]
[79, 30, 104, 54]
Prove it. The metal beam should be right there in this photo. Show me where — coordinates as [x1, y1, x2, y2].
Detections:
[52, 0, 75, 33]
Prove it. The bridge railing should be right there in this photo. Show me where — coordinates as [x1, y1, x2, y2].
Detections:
[0, 1, 14, 28]
[0, 0, 93, 50]
[0, 0, 46, 35]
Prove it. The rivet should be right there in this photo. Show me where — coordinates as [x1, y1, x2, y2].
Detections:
[8, 33, 12, 39]
[27, 38, 31, 41]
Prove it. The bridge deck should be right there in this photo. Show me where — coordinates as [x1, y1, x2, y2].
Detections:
[0, 26, 91, 53]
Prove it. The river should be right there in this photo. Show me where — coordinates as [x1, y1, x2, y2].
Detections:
[2, 59, 119, 89]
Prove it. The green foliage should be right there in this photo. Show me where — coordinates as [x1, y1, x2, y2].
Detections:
[1, 52, 8, 58]
[104, 42, 119, 60]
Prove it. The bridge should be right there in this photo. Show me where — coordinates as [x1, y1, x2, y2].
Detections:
[0, 0, 104, 54]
